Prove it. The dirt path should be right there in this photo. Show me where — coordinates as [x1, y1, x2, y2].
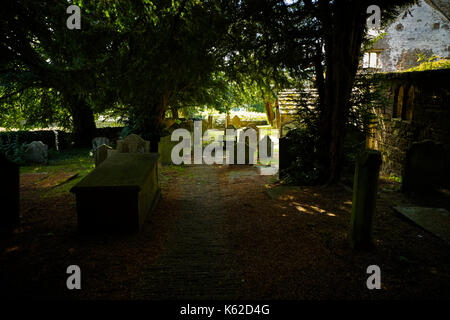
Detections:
[136, 165, 243, 299]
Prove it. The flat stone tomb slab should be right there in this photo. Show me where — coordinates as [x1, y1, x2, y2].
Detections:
[71, 153, 160, 233]
[394, 206, 450, 244]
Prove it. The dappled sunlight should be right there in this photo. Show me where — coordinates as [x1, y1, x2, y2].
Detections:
[293, 203, 338, 217]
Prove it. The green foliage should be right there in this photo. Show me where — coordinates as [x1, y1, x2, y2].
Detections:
[405, 55, 450, 72]
[281, 127, 322, 185]
[0, 135, 27, 164]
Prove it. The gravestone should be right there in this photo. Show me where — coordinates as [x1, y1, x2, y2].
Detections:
[208, 115, 213, 129]
[23, 141, 48, 164]
[231, 116, 242, 128]
[158, 135, 179, 165]
[117, 134, 150, 154]
[92, 137, 110, 153]
[201, 120, 208, 134]
[230, 141, 256, 165]
[95, 144, 112, 167]
[0, 152, 20, 230]
[258, 135, 273, 161]
[401, 140, 449, 193]
[226, 115, 231, 127]
[349, 150, 382, 250]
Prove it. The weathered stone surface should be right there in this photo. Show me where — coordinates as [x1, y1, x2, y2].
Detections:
[394, 206, 450, 244]
[401, 140, 449, 192]
[95, 144, 112, 167]
[70, 153, 161, 233]
[231, 116, 241, 128]
[0, 152, 20, 229]
[229, 141, 256, 165]
[92, 137, 110, 153]
[258, 135, 273, 161]
[208, 115, 213, 129]
[23, 141, 48, 164]
[158, 135, 179, 165]
[117, 134, 150, 153]
[349, 150, 382, 250]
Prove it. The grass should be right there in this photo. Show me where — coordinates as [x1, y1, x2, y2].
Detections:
[20, 148, 95, 198]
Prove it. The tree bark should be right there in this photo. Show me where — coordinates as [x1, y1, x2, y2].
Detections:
[319, 1, 366, 184]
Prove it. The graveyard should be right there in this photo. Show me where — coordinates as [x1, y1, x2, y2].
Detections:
[1, 0, 450, 302]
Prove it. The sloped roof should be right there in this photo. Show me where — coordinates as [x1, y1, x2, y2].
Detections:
[278, 88, 318, 115]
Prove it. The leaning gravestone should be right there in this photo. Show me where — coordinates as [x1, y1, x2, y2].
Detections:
[0, 152, 20, 229]
[401, 140, 449, 193]
[95, 144, 112, 167]
[92, 137, 110, 153]
[117, 134, 150, 154]
[23, 141, 48, 164]
[349, 149, 382, 250]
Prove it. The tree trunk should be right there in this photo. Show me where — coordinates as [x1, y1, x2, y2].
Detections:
[319, 1, 366, 184]
[172, 106, 179, 119]
[67, 94, 97, 148]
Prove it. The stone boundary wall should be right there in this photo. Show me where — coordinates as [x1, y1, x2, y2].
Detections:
[369, 69, 450, 177]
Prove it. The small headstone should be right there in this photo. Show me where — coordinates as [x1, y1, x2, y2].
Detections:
[0, 152, 20, 229]
[349, 150, 382, 250]
[208, 115, 213, 129]
[258, 135, 273, 160]
[95, 144, 112, 167]
[158, 135, 179, 165]
[401, 140, 449, 193]
[92, 137, 110, 153]
[231, 116, 242, 128]
[117, 134, 150, 154]
[23, 141, 48, 164]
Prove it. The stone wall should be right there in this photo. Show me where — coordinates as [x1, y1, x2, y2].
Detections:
[370, 69, 450, 177]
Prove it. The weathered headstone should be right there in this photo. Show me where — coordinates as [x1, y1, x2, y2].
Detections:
[95, 144, 112, 167]
[349, 150, 382, 250]
[231, 115, 242, 128]
[226, 115, 231, 128]
[401, 140, 449, 193]
[158, 135, 179, 165]
[208, 115, 213, 129]
[258, 135, 273, 161]
[0, 152, 20, 229]
[23, 141, 48, 164]
[92, 137, 110, 153]
[117, 134, 150, 154]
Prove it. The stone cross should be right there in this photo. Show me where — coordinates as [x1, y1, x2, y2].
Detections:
[349, 150, 382, 250]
